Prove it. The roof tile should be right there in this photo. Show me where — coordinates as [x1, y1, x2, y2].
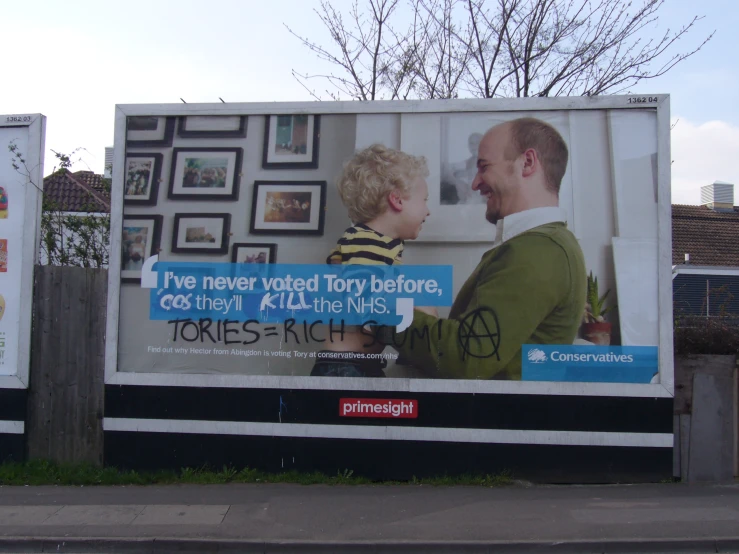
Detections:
[42, 169, 111, 213]
[71, 170, 110, 195]
[672, 204, 739, 266]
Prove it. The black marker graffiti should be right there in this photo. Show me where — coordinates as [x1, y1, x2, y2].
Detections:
[363, 307, 501, 360]
[458, 308, 501, 360]
[360, 320, 442, 351]
[167, 318, 348, 345]
[165, 308, 501, 360]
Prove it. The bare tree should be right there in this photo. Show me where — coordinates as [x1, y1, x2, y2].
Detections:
[286, 0, 417, 100]
[408, 0, 475, 98]
[287, 0, 714, 100]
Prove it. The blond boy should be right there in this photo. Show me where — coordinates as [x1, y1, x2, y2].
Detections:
[310, 144, 431, 377]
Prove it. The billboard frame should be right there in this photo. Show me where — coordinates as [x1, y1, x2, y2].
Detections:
[105, 96, 673, 401]
[0, 113, 46, 390]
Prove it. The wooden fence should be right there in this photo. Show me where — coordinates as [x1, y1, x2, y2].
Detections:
[26, 265, 107, 465]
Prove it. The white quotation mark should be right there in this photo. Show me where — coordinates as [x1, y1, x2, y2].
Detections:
[396, 298, 414, 332]
[140, 255, 159, 288]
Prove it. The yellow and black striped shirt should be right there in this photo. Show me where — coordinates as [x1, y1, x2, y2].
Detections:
[326, 223, 404, 265]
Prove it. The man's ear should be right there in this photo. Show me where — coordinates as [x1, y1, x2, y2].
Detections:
[521, 148, 538, 178]
[388, 191, 403, 212]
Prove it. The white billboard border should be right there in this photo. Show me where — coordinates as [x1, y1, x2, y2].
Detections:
[105, 96, 673, 399]
[0, 114, 46, 389]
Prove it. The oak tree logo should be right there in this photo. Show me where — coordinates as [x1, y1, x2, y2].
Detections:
[527, 348, 547, 364]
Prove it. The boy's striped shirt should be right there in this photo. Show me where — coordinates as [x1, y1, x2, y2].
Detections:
[326, 223, 404, 265]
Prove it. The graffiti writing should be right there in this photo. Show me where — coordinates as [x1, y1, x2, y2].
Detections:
[168, 317, 348, 345]
[165, 306, 501, 359]
[458, 308, 501, 360]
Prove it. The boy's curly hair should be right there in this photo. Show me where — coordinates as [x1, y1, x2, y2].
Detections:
[337, 144, 429, 224]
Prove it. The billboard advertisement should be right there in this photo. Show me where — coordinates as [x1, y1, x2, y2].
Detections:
[106, 98, 672, 395]
[0, 114, 45, 387]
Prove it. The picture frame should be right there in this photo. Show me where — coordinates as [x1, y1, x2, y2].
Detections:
[250, 180, 326, 236]
[121, 215, 163, 283]
[126, 116, 175, 148]
[262, 114, 320, 169]
[177, 115, 247, 139]
[168, 147, 243, 201]
[172, 213, 231, 254]
[124, 153, 162, 206]
[231, 243, 277, 264]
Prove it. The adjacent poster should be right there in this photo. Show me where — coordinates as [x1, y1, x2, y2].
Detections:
[0, 114, 45, 382]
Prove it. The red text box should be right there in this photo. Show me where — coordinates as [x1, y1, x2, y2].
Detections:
[339, 398, 418, 418]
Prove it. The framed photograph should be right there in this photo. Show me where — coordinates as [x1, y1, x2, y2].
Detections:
[177, 116, 247, 139]
[168, 148, 243, 201]
[121, 215, 163, 283]
[126, 116, 175, 148]
[250, 181, 326, 235]
[124, 153, 162, 206]
[172, 213, 231, 254]
[262, 114, 320, 169]
[231, 243, 277, 264]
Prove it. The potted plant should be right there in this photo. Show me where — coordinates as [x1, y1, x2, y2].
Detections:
[582, 271, 615, 345]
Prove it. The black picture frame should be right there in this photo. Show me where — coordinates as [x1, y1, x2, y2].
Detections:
[123, 153, 163, 206]
[126, 116, 175, 148]
[167, 147, 243, 201]
[262, 114, 320, 169]
[231, 242, 277, 264]
[177, 115, 248, 139]
[172, 213, 231, 254]
[250, 180, 327, 236]
[121, 214, 163, 284]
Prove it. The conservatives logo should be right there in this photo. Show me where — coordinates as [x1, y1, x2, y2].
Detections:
[521, 344, 658, 384]
[527, 348, 547, 363]
[546, 350, 634, 363]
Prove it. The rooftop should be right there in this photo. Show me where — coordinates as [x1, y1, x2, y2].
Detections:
[71, 170, 110, 196]
[42, 169, 111, 213]
[672, 204, 739, 267]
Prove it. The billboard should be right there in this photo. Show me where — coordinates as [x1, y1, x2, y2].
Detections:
[106, 95, 673, 402]
[0, 114, 45, 388]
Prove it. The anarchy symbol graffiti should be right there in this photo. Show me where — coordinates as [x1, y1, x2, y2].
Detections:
[457, 307, 501, 360]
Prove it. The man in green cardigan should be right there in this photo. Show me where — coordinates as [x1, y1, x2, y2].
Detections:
[381, 117, 586, 380]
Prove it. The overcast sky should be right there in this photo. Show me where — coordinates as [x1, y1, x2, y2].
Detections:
[2, 0, 736, 205]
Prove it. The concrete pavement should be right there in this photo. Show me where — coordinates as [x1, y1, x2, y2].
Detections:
[0, 481, 738, 552]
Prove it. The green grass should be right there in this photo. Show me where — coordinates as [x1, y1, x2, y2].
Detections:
[0, 459, 514, 487]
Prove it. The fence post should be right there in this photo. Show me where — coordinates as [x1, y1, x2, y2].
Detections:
[674, 354, 738, 482]
[26, 265, 107, 465]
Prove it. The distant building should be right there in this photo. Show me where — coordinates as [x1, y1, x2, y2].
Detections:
[40, 169, 110, 267]
[42, 169, 110, 213]
[104, 147, 114, 179]
[672, 181, 739, 317]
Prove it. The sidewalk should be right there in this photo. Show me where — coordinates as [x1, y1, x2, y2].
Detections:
[1, 481, 738, 552]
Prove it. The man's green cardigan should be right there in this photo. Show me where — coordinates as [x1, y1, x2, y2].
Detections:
[386, 222, 587, 380]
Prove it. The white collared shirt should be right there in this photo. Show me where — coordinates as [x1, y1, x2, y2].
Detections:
[492, 206, 568, 247]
